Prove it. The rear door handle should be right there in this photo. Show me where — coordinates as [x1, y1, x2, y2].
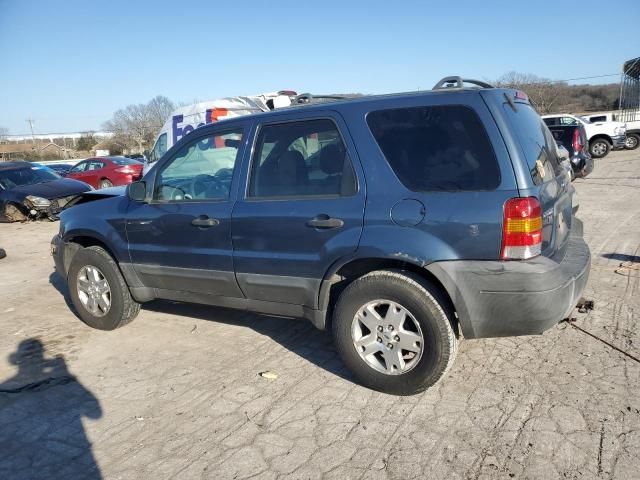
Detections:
[306, 215, 344, 229]
[191, 216, 220, 228]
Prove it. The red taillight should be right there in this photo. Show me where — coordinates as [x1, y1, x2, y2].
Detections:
[115, 166, 135, 174]
[501, 197, 542, 260]
[572, 128, 583, 153]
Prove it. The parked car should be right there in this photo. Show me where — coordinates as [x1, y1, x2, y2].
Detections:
[547, 123, 593, 179]
[0, 161, 91, 222]
[66, 156, 144, 189]
[542, 113, 626, 158]
[584, 112, 640, 150]
[52, 77, 590, 395]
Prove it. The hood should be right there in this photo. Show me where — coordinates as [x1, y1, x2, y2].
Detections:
[80, 185, 126, 197]
[590, 120, 626, 129]
[9, 178, 92, 201]
[64, 185, 126, 208]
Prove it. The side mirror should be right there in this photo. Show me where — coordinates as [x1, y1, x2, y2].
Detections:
[127, 181, 146, 202]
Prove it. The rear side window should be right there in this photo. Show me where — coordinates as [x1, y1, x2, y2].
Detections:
[503, 103, 562, 184]
[248, 119, 356, 198]
[367, 105, 500, 191]
[111, 158, 142, 165]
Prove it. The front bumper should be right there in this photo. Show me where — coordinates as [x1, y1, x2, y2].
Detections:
[51, 233, 79, 281]
[428, 219, 591, 339]
[612, 134, 627, 149]
[51, 234, 65, 278]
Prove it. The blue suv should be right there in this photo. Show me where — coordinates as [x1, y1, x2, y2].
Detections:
[52, 78, 590, 395]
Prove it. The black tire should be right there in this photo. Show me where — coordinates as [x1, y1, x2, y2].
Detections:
[625, 133, 639, 150]
[67, 245, 140, 330]
[99, 179, 113, 189]
[589, 138, 611, 158]
[332, 270, 458, 395]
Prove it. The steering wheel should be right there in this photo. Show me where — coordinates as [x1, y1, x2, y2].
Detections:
[190, 174, 226, 199]
[156, 184, 190, 201]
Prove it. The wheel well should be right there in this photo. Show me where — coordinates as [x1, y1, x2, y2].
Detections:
[67, 235, 116, 260]
[590, 134, 612, 144]
[325, 258, 458, 334]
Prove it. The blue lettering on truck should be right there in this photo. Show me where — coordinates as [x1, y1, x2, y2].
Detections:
[171, 109, 217, 145]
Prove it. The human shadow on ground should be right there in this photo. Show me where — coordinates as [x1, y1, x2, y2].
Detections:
[0, 339, 102, 480]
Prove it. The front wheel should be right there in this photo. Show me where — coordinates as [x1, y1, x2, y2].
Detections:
[625, 133, 639, 150]
[589, 139, 611, 158]
[332, 270, 458, 395]
[67, 246, 140, 330]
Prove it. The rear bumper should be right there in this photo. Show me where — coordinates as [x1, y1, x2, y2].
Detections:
[427, 220, 591, 339]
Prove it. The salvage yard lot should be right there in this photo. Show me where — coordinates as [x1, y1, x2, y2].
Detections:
[1, 149, 639, 479]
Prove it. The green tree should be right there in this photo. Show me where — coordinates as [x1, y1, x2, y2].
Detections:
[76, 134, 97, 151]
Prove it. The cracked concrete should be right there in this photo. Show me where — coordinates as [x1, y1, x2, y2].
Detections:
[0, 149, 639, 479]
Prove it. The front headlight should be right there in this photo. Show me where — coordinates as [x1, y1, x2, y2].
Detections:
[614, 126, 626, 135]
[25, 195, 51, 208]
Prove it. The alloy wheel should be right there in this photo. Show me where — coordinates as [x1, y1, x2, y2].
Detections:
[77, 265, 111, 317]
[351, 299, 424, 375]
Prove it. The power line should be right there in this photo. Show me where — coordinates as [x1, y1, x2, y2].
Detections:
[552, 73, 620, 83]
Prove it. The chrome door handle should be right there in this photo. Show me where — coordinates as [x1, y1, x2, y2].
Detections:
[191, 216, 220, 227]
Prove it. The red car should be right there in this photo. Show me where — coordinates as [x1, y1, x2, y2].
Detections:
[66, 156, 144, 189]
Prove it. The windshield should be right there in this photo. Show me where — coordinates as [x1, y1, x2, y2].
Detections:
[0, 165, 60, 189]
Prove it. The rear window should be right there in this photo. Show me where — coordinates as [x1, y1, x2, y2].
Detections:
[503, 103, 562, 184]
[367, 105, 500, 191]
[110, 157, 142, 165]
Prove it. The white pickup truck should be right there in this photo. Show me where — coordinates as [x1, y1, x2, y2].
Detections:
[542, 113, 627, 158]
[583, 111, 639, 151]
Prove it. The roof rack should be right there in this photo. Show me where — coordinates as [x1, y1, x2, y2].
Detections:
[432, 76, 494, 90]
[292, 93, 361, 105]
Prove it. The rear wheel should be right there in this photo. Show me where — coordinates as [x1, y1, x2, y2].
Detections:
[589, 138, 611, 158]
[625, 133, 639, 150]
[99, 179, 113, 189]
[67, 245, 140, 330]
[332, 270, 458, 395]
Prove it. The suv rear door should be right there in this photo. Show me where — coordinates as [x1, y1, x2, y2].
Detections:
[231, 111, 366, 309]
[488, 91, 573, 256]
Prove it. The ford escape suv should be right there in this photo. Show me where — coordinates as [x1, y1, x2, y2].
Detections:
[52, 77, 590, 395]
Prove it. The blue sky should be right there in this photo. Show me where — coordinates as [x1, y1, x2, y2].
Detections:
[0, 0, 638, 134]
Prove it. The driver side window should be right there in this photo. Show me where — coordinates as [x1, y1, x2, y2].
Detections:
[154, 129, 243, 202]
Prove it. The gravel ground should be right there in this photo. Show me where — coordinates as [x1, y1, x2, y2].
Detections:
[0, 149, 639, 480]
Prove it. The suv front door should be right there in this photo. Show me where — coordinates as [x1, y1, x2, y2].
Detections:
[232, 113, 366, 309]
[126, 125, 247, 297]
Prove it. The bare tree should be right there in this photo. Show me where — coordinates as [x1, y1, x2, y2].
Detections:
[495, 72, 566, 114]
[103, 96, 175, 152]
[0, 126, 8, 142]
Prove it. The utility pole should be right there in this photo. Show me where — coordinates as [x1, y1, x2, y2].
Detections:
[26, 118, 36, 144]
[26, 118, 39, 159]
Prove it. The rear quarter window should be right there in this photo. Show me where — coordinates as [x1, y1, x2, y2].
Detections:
[504, 103, 562, 184]
[366, 105, 500, 191]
